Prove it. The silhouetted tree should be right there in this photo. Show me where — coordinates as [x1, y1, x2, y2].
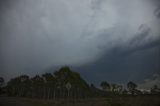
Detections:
[111, 84, 117, 93]
[7, 75, 31, 97]
[7, 77, 20, 96]
[116, 85, 123, 94]
[127, 81, 137, 95]
[90, 84, 100, 97]
[42, 73, 56, 99]
[6, 66, 147, 99]
[110, 84, 123, 94]
[100, 81, 110, 91]
[31, 75, 44, 98]
[0, 77, 4, 87]
[151, 85, 160, 95]
[18, 75, 31, 97]
[54, 66, 90, 99]
[0, 77, 4, 94]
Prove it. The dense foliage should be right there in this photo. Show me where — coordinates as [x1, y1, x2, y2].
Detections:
[1, 66, 160, 99]
[6, 66, 90, 99]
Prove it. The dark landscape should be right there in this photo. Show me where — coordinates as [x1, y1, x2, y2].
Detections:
[0, 0, 160, 106]
[0, 96, 160, 106]
[0, 67, 160, 106]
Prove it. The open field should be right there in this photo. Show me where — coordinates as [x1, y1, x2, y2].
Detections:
[0, 95, 160, 106]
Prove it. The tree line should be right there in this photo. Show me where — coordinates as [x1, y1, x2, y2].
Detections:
[0, 66, 160, 99]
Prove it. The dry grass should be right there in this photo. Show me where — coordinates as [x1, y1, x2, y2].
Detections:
[17, 96, 160, 106]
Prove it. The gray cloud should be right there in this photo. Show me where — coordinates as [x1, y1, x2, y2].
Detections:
[0, 0, 160, 80]
[138, 73, 160, 90]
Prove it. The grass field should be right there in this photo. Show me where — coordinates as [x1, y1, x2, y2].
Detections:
[11, 95, 160, 106]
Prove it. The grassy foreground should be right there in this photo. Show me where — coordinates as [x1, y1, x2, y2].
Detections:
[16, 96, 160, 106]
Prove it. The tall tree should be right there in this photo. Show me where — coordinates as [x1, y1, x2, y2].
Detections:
[7, 77, 21, 96]
[127, 81, 137, 95]
[42, 73, 56, 99]
[6, 66, 91, 99]
[31, 75, 44, 98]
[151, 85, 160, 95]
[7, 75, 31, 97]
[110, 84, 122, 94]
[54, 66, 90, 99]
[18, 75, 31, 97]
[0, 77, 4, 87]
[0, 77, 4, 94]
[100, 81, 110, 91]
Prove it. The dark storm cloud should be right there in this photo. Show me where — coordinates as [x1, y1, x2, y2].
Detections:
[0, 0, 160, 83]
[130, 24, 151, 45]
[76, 43, 160, 86]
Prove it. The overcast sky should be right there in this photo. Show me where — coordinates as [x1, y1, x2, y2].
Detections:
[0, 0, 160, 89]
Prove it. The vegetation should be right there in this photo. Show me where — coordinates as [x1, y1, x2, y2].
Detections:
[100, 81, 110, 91]
[0, 77, 4, 94]
[5, 66, 90, 99]
[0, 66, 160, 100]
[151, 85, 160, 95]
[127, 81, 137, 95]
